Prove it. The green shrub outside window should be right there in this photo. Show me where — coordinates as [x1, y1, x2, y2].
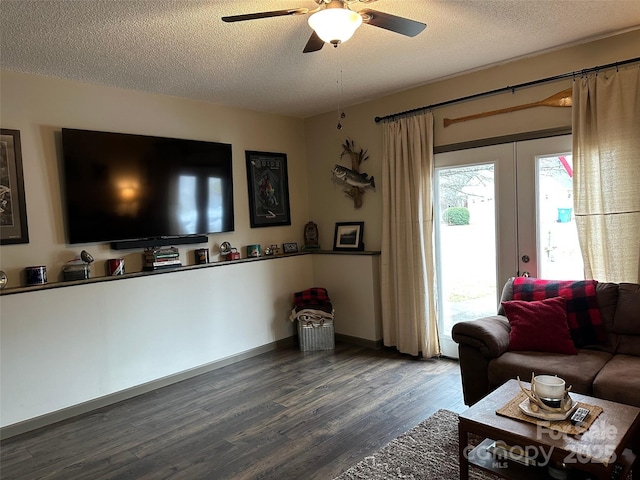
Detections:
[442, 207, 470, 225]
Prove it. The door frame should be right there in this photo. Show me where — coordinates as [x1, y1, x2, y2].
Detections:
[433, 128, 572, 358]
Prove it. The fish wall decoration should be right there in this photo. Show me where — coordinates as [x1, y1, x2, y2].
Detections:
[332, 138, 374, 208]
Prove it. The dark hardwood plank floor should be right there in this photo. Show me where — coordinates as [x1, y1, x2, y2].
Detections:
[1, 343, 466, 480]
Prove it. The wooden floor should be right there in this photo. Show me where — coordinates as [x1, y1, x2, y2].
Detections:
[1, 343, 466, 480]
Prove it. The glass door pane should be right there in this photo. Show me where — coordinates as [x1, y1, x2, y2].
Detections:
[515, 135, 582, 281]
[434, 143, 515, 358]
[536, 154, 584, 279]
[435, 164, 498, 352]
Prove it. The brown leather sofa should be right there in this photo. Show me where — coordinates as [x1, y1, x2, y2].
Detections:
[452, 278, 640, 408]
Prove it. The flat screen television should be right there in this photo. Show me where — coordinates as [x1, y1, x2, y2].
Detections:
[61, 128, 234, 245]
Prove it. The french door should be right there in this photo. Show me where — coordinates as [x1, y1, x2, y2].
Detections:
[434, 135, 583, 358]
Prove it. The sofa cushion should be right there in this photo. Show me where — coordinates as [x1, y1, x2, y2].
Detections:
[613, 283, 640, 335]
[594, 282, 620, 353]
[488, 349, 612, 396]
[513, 277, 607, 347]
[502, 297, 577, 355]
[593, 354, 640, 407]
[497, 277, 515, 316]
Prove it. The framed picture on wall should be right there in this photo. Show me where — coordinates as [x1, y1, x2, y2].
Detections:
[245, 151, 291, 228]
[333, 222, 364, 251]
[0, 129, 29, 245]
[283, 242, 298, 253]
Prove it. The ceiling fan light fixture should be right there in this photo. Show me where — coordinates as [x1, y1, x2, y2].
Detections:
[308, 5, 362, 46]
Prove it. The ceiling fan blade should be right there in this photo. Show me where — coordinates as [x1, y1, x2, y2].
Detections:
[303, 31, 325, 53]
[359, 8, 426, 37]
[222, 8, 309, 23]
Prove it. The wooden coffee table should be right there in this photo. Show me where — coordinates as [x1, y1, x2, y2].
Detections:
[459, 379, 639, 480]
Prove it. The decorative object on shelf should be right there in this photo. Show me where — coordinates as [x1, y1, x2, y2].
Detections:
[283, 242, 298, 253]
[63, 261, 90, 281]
[1, 129, 29, 245]
[333, 221, 364, 251]
[80, 250, 94, 264]
[143, 246, 182, 271]
[24, 265, 47, 285]
[332, 138, 374, 208]
[245, 151, 291, 228]
[247, 244, 262, 257]
[106, 258, 125, 276]
[220, 241, 240, 260]
[271, 244, 282, 255]
[62, 250, 94, 281]
[194, 248, 209, 265]
[0, 270, 7, 289]
[264, 245, 273, 256]
[302, 221, 320, 250]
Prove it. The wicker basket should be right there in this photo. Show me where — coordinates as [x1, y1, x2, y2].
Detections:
[297, 318, 335, 352]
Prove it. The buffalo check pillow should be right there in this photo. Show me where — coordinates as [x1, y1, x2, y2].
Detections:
[512, 277, 606, 348]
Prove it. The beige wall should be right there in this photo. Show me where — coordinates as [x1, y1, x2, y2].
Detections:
[0, 71, 309, 287]
[303, 29, 640, 252]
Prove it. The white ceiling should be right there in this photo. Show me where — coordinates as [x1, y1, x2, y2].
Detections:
[1, 0, 639, 118]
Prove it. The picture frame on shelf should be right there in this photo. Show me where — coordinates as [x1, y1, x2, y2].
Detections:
[1, 129, 29, 245]
[283, 242, 298, 253]
[245, 151, 291, 228]
[333, 222, 364, 251]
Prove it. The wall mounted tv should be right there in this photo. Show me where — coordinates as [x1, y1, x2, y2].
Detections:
[61, 128, 234, 246]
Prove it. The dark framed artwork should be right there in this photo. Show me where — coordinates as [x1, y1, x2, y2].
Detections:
[333, 222, 364, 251]
[1, 129, 29, 245]
[245, 151, 291, 228]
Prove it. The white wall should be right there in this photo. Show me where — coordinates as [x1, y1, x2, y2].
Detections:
[313, 254, 381, 342]
[1, 255, 313, 428]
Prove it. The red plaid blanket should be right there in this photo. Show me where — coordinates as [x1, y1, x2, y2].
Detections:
[513, 277, 606, 347]
[293, 287, 332, 308]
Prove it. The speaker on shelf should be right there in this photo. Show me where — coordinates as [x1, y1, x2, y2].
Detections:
[110, 235, 208, 250]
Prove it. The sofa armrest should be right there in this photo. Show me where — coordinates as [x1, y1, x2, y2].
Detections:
[451, 315, 511, 405]
[451, 315, 511, 359]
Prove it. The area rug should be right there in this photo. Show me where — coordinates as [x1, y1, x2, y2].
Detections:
[333, 409, 499, 480]
[333, 409, 633, 480]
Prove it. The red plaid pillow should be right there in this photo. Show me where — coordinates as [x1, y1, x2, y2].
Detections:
[513, 277, 606, 348]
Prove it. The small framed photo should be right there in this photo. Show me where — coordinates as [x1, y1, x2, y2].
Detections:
[245, 151, 291, 228]
[1, 129, 29, 245]
[333, 222, 364, 251]
[283, 242, 298, 253]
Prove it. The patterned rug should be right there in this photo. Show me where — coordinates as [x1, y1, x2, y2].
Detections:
[333, 409, 499, 480]
[333, 409, 633, 480]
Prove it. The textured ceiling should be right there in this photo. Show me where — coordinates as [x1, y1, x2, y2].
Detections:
[1, 0, 640, 118]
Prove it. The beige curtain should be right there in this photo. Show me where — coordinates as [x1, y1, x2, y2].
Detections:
[381, 112, 440, 357]
[572, 67, 640, 283]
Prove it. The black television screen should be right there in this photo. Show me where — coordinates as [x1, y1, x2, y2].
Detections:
[61, 128, 234, 244]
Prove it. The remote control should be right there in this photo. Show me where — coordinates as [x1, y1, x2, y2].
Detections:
[570, 407, 589, 426]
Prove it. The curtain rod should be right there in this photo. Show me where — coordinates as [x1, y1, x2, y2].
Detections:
[374, 56, 640, 123]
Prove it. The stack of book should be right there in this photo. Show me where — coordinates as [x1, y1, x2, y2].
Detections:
[143, 247, 182, 271]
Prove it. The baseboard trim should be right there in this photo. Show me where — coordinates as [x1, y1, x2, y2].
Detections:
[335, 333, 383, 350]
[0, 336, 297, 440]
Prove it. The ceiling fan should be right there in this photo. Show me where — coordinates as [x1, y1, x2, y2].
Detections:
[222, 0, 426, 53]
